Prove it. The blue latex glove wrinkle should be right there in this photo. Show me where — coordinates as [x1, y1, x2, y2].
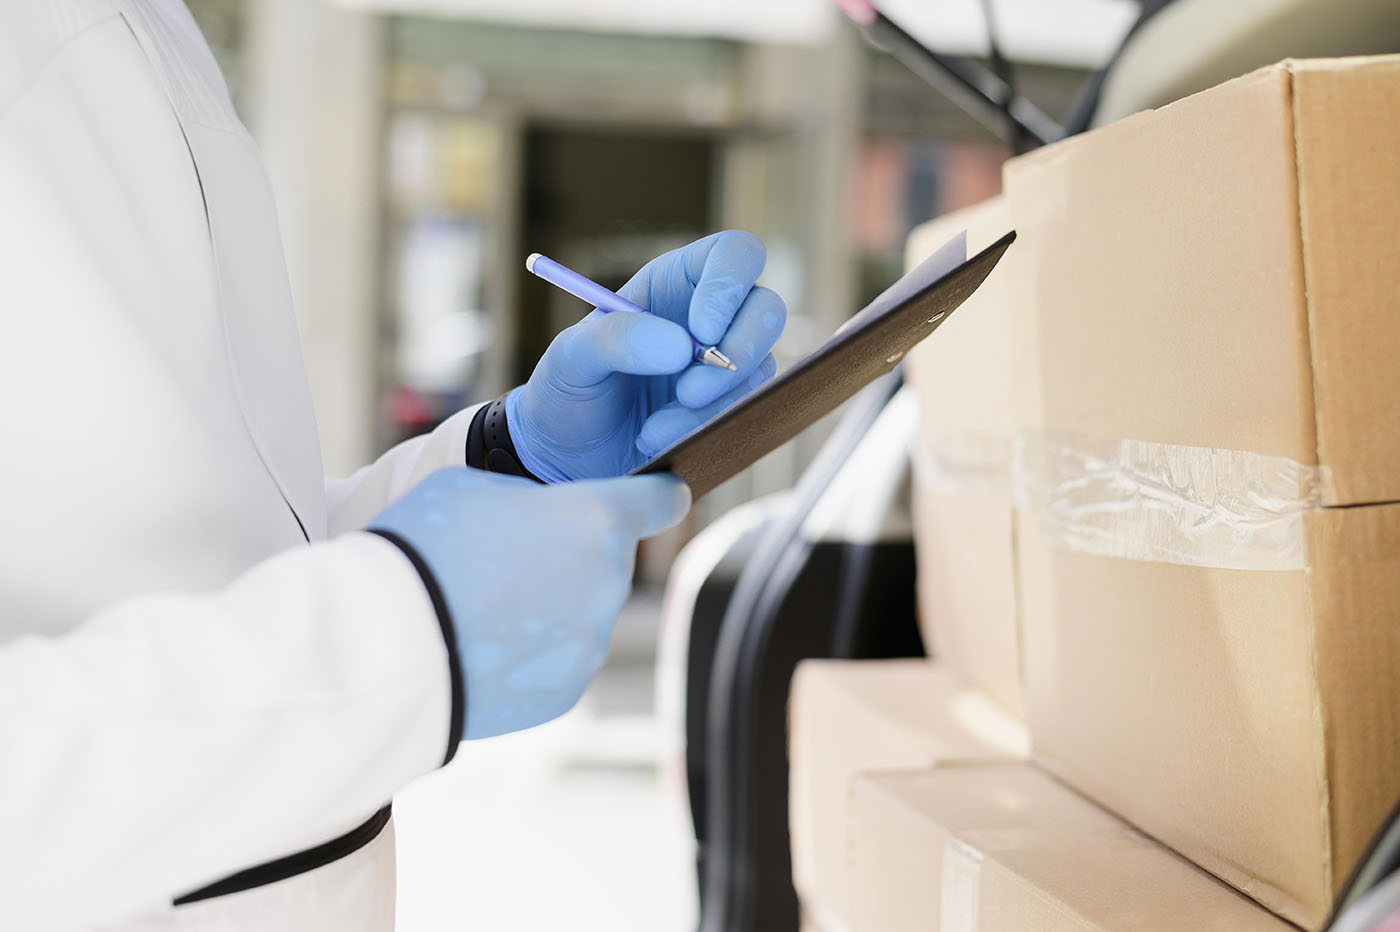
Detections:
[370, 468, 689, 740]
[508, 230, 787, 482]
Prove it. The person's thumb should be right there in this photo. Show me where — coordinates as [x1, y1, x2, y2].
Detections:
[545, 312, 692, 387]
[584, 473, 692, 539]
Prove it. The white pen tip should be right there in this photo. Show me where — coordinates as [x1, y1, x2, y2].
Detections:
[525, 253, 542, 273]
[703, 347, 738, 371]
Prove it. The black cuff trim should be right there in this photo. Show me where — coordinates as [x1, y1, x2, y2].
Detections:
[465, 393, 542, 482]
[369, 528, 465, 763]
[174, 805, 392, 905]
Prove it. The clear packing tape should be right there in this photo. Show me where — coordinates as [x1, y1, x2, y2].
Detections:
[939, 837, 984, 932]
[910, 431, 1017, 501]
[911, 428, 1332, 572]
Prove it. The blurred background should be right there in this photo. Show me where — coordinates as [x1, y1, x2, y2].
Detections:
[181, 0, 1135, 927]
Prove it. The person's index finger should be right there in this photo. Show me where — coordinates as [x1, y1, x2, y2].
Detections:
[686, 231, 766, 346]
[548, 312, 692, 386]
[676, 285, 785, 409]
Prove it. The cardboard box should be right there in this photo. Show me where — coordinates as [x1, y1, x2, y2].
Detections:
[1005, 56, 1400, 927]
[1006, 56, 1400, 508]
[789, 660, 1028, 928]
[905, 197, 1025, 718]
[1016, 504, 1400, 930]
[909, 492, 1019, 716]
[849, 763, 1299, 932]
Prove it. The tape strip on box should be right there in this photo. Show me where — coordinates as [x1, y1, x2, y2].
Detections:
[910, 431, 1017, 502]
[1019, 431, 1329, 572]
[911, 417, 1330, 572]
[939, 837, 984, 932]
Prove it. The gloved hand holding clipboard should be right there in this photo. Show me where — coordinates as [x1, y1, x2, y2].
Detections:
[635, 230, 1016, 498]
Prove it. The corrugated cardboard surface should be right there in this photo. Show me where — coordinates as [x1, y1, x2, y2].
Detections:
[1291, 58, 1400, 505]
[911, 491, 1021, 718]
[905, 197, 1025, 718]
[788, 660, 1028, 926]
[849, 764, 1297, 932]
[1004, 55, 1400, 507]
[1304, 503, 1400, 892]
[905, 199, 1015, 443]
[1017, 515, 1329, 922]
[1005, 55, 1400, 928]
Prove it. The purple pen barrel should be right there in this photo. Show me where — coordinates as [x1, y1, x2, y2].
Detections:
[526, 253, 735, 371]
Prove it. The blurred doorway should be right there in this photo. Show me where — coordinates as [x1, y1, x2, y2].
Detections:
[515, 124, 719, 381]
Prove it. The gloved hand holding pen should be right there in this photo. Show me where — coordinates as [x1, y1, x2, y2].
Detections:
[382, 231, 787, 741]
[503, 230, 787, 481]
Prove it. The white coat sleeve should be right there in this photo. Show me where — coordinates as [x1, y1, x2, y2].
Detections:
[0, 532, 460, 930]
[324, 403, 488, 536]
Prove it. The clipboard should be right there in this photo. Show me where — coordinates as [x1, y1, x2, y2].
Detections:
[634, 231, 1016, 498]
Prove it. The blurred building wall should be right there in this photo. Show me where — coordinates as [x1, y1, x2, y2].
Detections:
[376, 18, 876, 526]
[186, 0, 1089, 519]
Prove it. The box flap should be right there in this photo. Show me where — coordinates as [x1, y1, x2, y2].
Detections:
[1290, 55, 1400, 505]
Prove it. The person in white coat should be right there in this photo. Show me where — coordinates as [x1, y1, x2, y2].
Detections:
[0, 2, 786, 929]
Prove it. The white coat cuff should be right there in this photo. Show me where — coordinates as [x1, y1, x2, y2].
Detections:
[364, 529, 464, 760]
[342, 532, 460, 767]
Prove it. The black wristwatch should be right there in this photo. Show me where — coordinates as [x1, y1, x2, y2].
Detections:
[465, 392, 541, 481]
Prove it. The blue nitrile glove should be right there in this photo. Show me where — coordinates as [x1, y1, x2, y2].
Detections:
[369, 467, 690, 740]
[507, 230, 787, 482]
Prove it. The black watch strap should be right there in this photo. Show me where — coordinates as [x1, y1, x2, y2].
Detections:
[465, 392, 542, 481]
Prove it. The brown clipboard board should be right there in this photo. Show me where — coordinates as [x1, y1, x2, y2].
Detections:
[634, 231, 1015, 499]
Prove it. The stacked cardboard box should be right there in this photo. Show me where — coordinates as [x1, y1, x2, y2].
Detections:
[904, 198, 1026, 720]
[787, 197, 1034, 932]
[848, 764, 1296, 932]
[1009, 55, 1400, 929]
[788, 660, 1027, 930]
[789, 53, 1400, 932]
[787, 664, 1298, 932]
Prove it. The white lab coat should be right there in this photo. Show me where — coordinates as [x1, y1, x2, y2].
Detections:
[0, 1, 479, 928]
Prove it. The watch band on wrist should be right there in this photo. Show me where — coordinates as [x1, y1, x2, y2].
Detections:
[466, 392, 542, 481]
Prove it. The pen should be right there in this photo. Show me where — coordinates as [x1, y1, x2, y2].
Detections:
[526, 252, 737, 371]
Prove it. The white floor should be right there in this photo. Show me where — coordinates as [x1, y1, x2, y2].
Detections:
[393, 592, 699, 931]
